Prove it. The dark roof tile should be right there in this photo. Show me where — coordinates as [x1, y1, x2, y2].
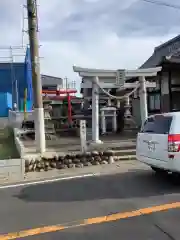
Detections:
[140, 34, 180, 69]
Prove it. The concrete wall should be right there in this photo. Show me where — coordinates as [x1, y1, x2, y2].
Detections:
[0, 117, 25, 181]
[13, 128, 26, 157]
[9, 110, 34, 128]
[8, 116, 31, 158]
[0, 158, 24, 181]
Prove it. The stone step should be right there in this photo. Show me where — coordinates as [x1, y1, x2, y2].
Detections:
[112, 149, 136, 156]
[88, 143, 136, 152]
[111, 144, 136, 151]
[117, 154, 136, 160]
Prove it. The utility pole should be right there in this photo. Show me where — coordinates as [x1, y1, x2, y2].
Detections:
[27, 0, 45, 153]
[65, 77, 68, 90]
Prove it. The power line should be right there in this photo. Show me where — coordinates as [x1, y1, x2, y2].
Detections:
[140, 0, 180, 10]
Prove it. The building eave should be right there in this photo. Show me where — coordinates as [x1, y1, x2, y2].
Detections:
[165, 56, 180, 64]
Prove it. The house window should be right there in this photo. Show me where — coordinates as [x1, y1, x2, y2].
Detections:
[149, 94, 160, 110]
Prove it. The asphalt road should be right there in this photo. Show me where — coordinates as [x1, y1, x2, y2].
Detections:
[1, 162, 180, 239]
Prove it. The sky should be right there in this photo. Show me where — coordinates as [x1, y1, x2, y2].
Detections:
[0, 0, 180, 92]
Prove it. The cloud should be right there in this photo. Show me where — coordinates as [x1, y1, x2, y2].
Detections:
[121, 0, 180, 36]
[40, 0, 180, 41]
[0, 0, 22, 45]
[0, 0, 180, 93]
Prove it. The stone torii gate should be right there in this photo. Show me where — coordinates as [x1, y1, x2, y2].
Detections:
[73, 66, 162, 144]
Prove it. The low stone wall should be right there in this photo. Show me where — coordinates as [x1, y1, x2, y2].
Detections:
[25, 150, 125, 173]
[13, 128, 25, 158]
[0, 159, 24, 181]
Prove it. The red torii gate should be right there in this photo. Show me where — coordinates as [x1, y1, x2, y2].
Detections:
[42, 89, 77, 124]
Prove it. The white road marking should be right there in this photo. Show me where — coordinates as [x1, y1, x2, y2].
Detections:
[0, 173, 101, 190]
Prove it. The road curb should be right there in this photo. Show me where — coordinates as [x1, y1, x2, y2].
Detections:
[0, 172, 102, 189]
[0, 159, 138, 189]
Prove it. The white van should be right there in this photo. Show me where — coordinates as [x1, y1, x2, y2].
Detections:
[136, 112, 180, 174]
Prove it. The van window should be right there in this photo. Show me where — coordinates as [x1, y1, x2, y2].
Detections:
[141, 115, 172, 134]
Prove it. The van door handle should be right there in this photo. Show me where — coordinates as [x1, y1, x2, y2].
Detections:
[143, 140, 158, 145]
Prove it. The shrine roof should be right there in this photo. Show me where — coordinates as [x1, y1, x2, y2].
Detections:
[140, 34, 180, 69]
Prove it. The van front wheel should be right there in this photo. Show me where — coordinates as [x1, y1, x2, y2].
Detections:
[151, 167, 167, 174]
